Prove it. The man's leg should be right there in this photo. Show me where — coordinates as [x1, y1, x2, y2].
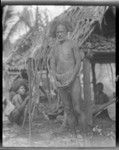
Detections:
[71, 77, 87, 131]
[59, 88, 76, 129]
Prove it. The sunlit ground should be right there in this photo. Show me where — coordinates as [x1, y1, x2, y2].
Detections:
[3, 108, 115, 147]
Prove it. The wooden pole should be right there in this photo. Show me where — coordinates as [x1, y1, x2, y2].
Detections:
[93, 98, 116, 116]
[91, 62, 96, 101]
[46, 68, 51, 104]
[27, 58, 33, 145]
[83, 55, 92, 125]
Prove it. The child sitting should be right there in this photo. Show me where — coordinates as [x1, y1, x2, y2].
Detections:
[8, 84, 29, 126]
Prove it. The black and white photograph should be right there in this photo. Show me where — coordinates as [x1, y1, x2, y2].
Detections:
[2, 4, 116, 147]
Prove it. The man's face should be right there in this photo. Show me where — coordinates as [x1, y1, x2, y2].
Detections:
[56, 24, 67, 42]
[18, 85, 26, 95]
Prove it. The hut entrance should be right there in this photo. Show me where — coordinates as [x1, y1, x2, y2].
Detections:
[80, 33, 115, 123]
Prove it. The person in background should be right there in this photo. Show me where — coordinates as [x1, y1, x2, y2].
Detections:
[6, 69, 29, 126]
[8, 83, 29, 126]
[95, 82, 110, 119]
[9, 69, 28, 103]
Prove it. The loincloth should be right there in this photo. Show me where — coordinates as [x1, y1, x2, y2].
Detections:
[56, 70, 80, 89]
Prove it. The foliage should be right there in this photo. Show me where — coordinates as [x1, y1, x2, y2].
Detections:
[3, 6, 50, 68]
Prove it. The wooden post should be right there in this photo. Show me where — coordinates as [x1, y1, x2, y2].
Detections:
[27, 58, 33, 145]
[83, 55, 92, 125]
[46, 68, 51, 104]
[91, 62, 96, 101]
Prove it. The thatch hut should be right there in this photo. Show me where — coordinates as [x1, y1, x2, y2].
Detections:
[45, 6, 115, 124]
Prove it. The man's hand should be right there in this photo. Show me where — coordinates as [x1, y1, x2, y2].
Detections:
[64, 72, 76, 86]
[24, 96, 30, 104]
[55, 79, 62, 87]
[56, 69, 73, 82]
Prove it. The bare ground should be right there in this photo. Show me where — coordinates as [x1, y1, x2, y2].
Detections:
[3, 114, 115, 147]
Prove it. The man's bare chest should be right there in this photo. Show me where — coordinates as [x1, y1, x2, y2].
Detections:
[55, 44, 74, 61]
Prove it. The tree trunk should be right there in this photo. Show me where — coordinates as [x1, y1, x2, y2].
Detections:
[83, 57, 92, 125]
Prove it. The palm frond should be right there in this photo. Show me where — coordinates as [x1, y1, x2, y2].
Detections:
[3, 6, 34, 44]
[18, 7, 34, 28]
[50, 6, 109, 47]
[4, 6, 51, 68]
[3, 16, 19, 41]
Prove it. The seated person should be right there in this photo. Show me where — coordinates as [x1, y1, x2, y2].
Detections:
[9, 69, 28, 103]
[8, 83, 29, 126]
[95, 82, 110, 119]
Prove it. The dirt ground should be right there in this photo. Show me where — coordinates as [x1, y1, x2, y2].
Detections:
[3, 113, 115, 147]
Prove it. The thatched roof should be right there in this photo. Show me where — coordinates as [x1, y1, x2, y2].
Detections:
[81, 34, 115, 52]
[48, 6, 115, 49]
[4, 6, 115, 68]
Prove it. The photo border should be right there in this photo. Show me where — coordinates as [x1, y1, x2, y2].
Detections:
[1, 0, 119, 6]
[1, 0, 118, 150]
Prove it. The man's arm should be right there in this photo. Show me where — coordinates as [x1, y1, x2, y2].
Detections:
[48, 48, 61, 87]
[49, 48, 56, 78]
[12, 94, 22, 108]
[12, 94, 29, 112]
[72, 42, 84, 78]
[103, 93, 109, 103]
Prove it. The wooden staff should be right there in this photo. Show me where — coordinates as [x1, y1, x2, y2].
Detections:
[83, 53, 92, 126]
[27, 58, 33, 145]
[93, 98, 116, 117]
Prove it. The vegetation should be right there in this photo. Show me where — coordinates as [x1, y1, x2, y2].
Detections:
[3, 6, 50, 68]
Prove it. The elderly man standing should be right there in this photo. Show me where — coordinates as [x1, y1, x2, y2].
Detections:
[48, 20, 85, 133]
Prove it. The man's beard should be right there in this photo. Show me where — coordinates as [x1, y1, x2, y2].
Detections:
[57, 37, 66, 43]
